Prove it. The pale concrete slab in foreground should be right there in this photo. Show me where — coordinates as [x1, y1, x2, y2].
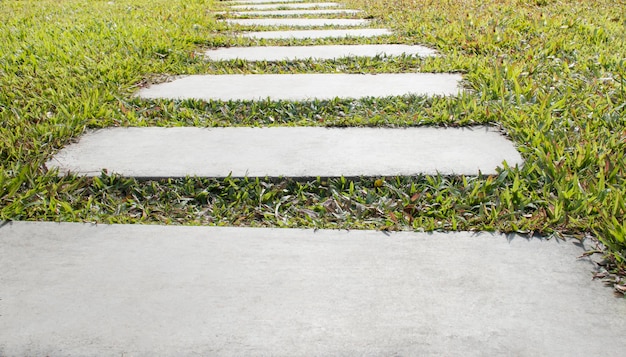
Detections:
[223, 18, 370, 27]
[46, 126, 522, 178]
[1, 221, 625, 356]
[205, 44, 436, 61]
[223, 9, 361, 16]
[228, 2, 340, 10]
[241, 28, 391, 39]
[137, 73, 461, 101]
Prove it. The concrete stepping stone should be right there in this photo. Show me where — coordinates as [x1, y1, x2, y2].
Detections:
[226, 0, 305, 3]
[46, 126, 522, 177]
[229, 2, 341, 10]
[205, 44, 436, 61]
[241, 28, 391, 39]
[2, 221, 625, 356]
[137, 73, 461, 101]
[224, 9, 361, 16]
[223, 18, 370, 27]
[226, 0, 306, 3]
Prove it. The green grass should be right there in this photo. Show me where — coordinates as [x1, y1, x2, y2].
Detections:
[1, 0, 625, 293]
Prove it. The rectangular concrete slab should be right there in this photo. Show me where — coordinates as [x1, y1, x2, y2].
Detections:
[205, 44, 436, 61]
[137, 73, 462, 101]
[225, 0, 306, 3]
[229, 2, 340, 10]
[1, 221, 625, 356]
[223, 18, 371, 27]
[224, 9, 361, 16]
[46, 126, 523, 178]
[241, 28, 391, 39]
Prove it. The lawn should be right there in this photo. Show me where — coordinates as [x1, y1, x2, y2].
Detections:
[1, 0, 625, 292]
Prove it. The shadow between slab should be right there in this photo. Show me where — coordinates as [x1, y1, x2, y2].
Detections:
[45, 126, 523, 178]
[1, 221, 624, 356]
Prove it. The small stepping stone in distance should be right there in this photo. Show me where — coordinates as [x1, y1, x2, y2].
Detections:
[205, 44, 437, 61]
[46, 127, 523, 177]
[223, 18, 371, 27]
[137, 73, 461, 101]
[223, 9, 361, 16]
[224, 0, 306, 3]
[228, 3, 341, 10]
[241, 28, 391, 39]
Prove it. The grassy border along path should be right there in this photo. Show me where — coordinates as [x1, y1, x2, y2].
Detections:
[1, 0, 625, 294]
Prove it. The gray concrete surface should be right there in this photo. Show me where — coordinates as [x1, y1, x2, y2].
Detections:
[205, 44, 436, 61]
[228, 2, 340, 10]
[226, 0, 305, 3]
[46, 126, 522, 178]
[1, 221, 624, 356]
[137, 73, 461, 101]
[223, 18, 370, 27]
[241, 28, 391, 39]
[223, 9, 361, 16]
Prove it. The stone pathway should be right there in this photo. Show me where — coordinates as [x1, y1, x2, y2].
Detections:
[226, 0, 306, 3]
[224, 9, 361, 16]
[229, 2, 341, 10]
[7, 1, 623, 356]
[46, 127, 522, 178]
[137, 73, 461, 101]
[224, 18, 370, 26]
[1, 221, 624, 356]
[240, 28, 392, 39]
[204, 44, 437, 61]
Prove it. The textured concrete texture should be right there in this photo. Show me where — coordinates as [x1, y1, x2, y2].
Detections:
[241, 28, 391, 39]
[224, 9, 361, 16]
[228, 2, 340, 10]
[223, 18, 370, 27]
[205, 44, 436, 61]
[46, 126, 523, 178]
[137, 73, 461, 101]
[1, 221, 625, 356]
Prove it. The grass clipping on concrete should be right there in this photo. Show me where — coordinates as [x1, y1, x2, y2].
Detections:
[1, 0, 625, 293]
